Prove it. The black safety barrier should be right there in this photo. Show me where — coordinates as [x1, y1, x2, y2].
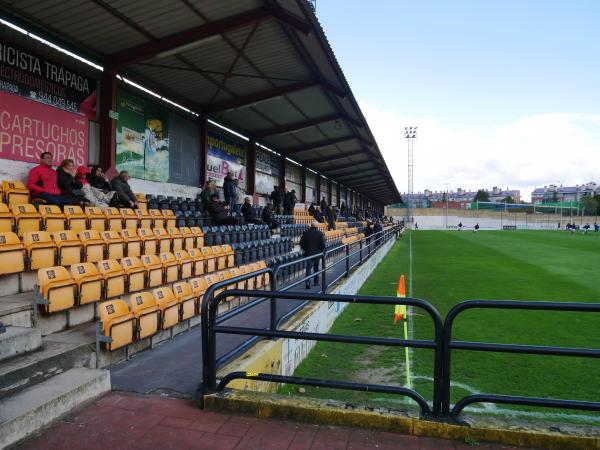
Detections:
[202, 289, 444, 417]
[443, 300, 600, 417]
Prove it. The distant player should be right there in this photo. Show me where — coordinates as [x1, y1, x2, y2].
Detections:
[582, 223, 590, 234]
[458, 222, 463, 231]
[473, 223, 480, 233]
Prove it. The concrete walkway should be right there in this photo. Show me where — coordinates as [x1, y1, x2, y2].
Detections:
[19, 393, 537, 450]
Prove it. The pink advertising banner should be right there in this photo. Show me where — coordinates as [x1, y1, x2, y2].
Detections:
[0, 91, 88, 166]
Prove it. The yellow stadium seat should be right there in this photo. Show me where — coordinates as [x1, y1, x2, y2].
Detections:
[120, 229, 142, 257]
[23, 231, 56, 270]
[201, 247, 217, 273]
[189, 226, 205, 248]
[2, 181, 29, 205]
[78, 230, 105, 262]
[242, 264, 255, 290]
[174, 249, 193, 279]
[0, 232, 25, 274]
[152, 287, 180, 329]
[153, 228, 172, 254]
[187, 248, 206, 276]
[137, 227, 158, 255]
[37, 266, 76, 313]
[189, 276, 208, 301]
[134, 194, 148, 212]
[101, 230, 124, 260]
[256, 260, 269, 289]
[141, 254, 163, 287]
[215, 270, 233, 298]
[159, 252, 180, 283]
[0, 203, 13, 232]
[148, 209, 164, 229]
[99, 299, 135, 351]
[128, 292, 160, 339]
[229, 267, 244, 290]
[85, 206, 106, 231]
[53, 230, 83, 266]
[64, 205, 88, 231]
[134, 208, 152, 229]
[104, 207, 123, 231]
[178, 227, 195, 250]
[12, 204, 41, 237]
[120, 208, 138, 230]
[70, 263, 103, 305]
[248, 262, 263, 289]
[221, 244, 234, 268]
[172, 281, 196, 320]
[120, 256, 146, 292]
[211, 245, 226, 270]
[97, 259, 126, 298]
[167, 227, 183, 251]
[236, 266, 249, 291]
[162, 209, 176, 228]
[38, 204, 65, 232]
[203, 274, 219, 300]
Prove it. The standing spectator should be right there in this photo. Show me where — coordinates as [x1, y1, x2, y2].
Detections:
[364, 222, 374, 244]
[57, 159, 88, 206]
[111, 171, 138, 208]
[320, 197, 327, 212]
[200, 180, 216, 209]
[270, 186, 283, 214]
[27, 152, 74, 207]
[308, 202, 316, 216]
[223, 171, 236, 210]
[373, 220, 383, 244]
[326, 205, 337, 230]
[313, 206, 324, 223]
[300, 221, 326, 289]
[241, 197, 261, 224]
[283, 189, 297, 215]
[206, 193, 237, 225]
[340, 201, 347, 217]
[87, 166, 112, 193]
[262, 203, 278, 229]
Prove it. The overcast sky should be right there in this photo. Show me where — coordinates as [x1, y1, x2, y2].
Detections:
[316, 0, 600, 200]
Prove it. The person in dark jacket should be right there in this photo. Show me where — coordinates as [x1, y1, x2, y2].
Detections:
[111, 171, 138, 208]
[320, 197, 327, 212]
[57, 159, 88, 206]
[87, 166, 112, 192]
[308, 203, 316, 216]
[313, 206, 324, 223]
[326, 205, 337, 230]
[223, 171, 236, 210]
[364, 222, 374, 244]
[283, 189, 297, 215]
[262, 203, 278, 229]
[270, 186, 283, 214]
[299, 221, 326, 289]
[27, 152, 74, 207]
[206, 193, 237, 225]
[241, 197, 261, 224]
[340, 201, 347, 217]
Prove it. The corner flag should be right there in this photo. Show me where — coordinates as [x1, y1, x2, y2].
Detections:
[394, 275, 407, 324]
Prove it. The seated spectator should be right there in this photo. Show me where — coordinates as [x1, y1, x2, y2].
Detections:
[27, 152, 76, 207]
[76, 166, 114, 210]
[313, 206, 324, 223]
[308, 202, 316, 216]
[200, 180, 216, 209]
[87, 166, 112, 192]
[57, 159, 88, 206]
[206, 193, 237, 225]
[111, 171, 138, 208]
[262, 203, 279, 229]
[241, 197, 261, 224]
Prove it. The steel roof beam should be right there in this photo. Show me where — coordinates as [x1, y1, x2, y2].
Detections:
[254, 113, 340, 138]
[106, 6, 311, 69]
[335, 170, 381, 182]
[322, 160, 375, 173]
[282, 136, 366, 154]
[301, 149, 366, 165]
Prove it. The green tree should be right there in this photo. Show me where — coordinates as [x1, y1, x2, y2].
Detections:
[502, 196, 515, 204]
[582, 196, 598, 215]
[474, 189, 490, 202]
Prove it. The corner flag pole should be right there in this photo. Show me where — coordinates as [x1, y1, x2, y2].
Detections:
[394, 275, 411, 389]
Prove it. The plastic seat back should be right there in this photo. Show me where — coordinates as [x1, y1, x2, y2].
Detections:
[97, 259, 126, 298]
[23, 231, 55, 269]
[0, 232, 25, 274]
[71, 262, 103, 304]
[64, 205, 88, 231]
[101, 230, 124, 259]
[39, 204, 65, 232]
[141, 254, 163, 287]
[37, 266, 75, 313]
[172, 281, 196, 319]
[12, 204, 41, 236]
[121, 256, 146, 292]
[99, 299, 134, 350]
[53, 230, 83, 265]
[85, 206, 106, 231]
[129, 292, 160, 339]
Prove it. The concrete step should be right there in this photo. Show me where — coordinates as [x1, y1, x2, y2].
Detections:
[0, 325, 96, 399]
[0, 326, 41, 362]
[0, 292, 34, 328]
[0, 367, 110, 448]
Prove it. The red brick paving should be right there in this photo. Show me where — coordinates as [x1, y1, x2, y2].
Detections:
[19, 393, 538, 450]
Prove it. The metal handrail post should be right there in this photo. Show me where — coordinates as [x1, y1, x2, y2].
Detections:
[321, 252, 327, 293]
[345, 242, 350, 277]
[269, 271, 277, 331]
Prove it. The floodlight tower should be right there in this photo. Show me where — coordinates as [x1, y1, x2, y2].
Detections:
[404, 127, 417, 223]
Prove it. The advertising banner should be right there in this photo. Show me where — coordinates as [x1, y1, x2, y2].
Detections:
[116, 90, 169, 181]
[206, 129, 246, 189]
[0, 41, 97, 119]
[256, 148, 278, 176]
[0, 91, 88, 165]
[256, 171, 277, 195]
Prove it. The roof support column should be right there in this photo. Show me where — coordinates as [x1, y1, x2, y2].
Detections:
[336, 183, 341, 207]
[199, 115, 208, 187]
[278, 156, 286, 193]
[246, 140, 256, 197]
[316, 173, 321, 208]
[99, 70, 117, 177]
[301, 166, 307, 204]
[328, 179, 333, 206]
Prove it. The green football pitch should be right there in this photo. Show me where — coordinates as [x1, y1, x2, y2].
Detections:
[280, 230, 600, 422]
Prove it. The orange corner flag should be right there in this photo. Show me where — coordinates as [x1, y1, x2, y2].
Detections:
[394, 275, 407, 324]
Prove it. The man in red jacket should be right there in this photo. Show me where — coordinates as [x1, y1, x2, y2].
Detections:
[26, 152, 74, 207]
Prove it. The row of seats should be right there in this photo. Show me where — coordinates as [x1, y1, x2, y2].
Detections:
[280, 223, 308, 240]
[202, 224, 272, 246]
[0, 228, 209, 274]
[231, 238, 293, 266]
[98, 262, 270, 350]
[36, 247, 247, 314]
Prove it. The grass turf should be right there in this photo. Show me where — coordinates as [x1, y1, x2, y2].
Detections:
[278, 230, 600, 419]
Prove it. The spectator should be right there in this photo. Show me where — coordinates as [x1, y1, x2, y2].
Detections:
[299, 221, 326, 289]
[233, 179, 243, 214]
[76, 166, 114, 210]
[340, 201, 347, 217]
[87, 166, 112, 193]
[320, 197, 327, 212]
[326, 205, 337, 230]
[373, 221, 383, 243]
[283, 189, 297, 215]
[57, 159, 88, 206]
[111, 170, 138, 208]
[262, 203, 278, 229]
[313, 206, 324, 223]
[200, 180, 216, 209]
[206, 193, 237, 225]
[270, 186, 283, 214]
[27, 152, 75, 207]
[241, 197, 261, 224]
[364, 222, 374, 243]
[223, 171, 236, 210]
[308, 202, 316, 216]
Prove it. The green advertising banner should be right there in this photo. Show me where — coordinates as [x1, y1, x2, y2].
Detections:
[115, 89, 169, 182]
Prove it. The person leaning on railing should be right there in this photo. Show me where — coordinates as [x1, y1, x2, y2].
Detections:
[299, 220, 325, 289]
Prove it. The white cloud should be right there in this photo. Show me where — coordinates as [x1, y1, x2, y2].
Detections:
[360, 101, 600, 201]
